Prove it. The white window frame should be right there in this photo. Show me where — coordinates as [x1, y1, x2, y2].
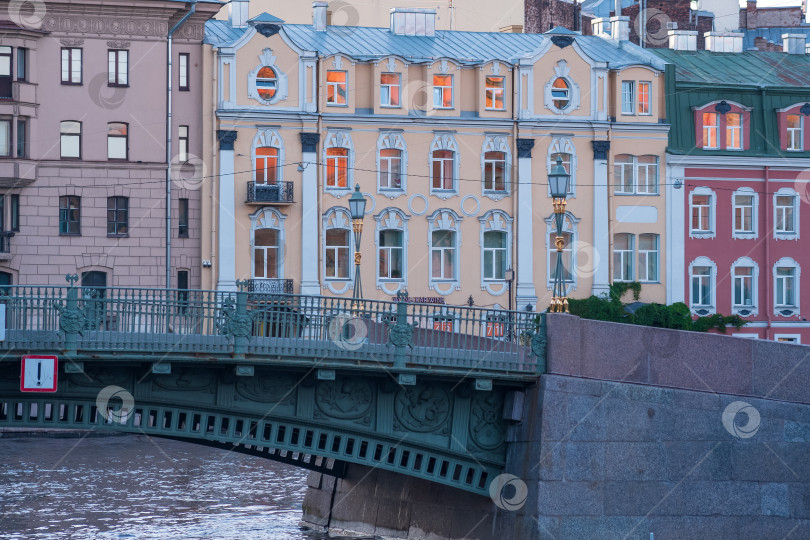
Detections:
[544, 60, 580, 115]
[547, 137, 576, 198]
[774, 334, 801, 344]
[481, 135, 512, 200]
[773, 257, 800, 317]
[485, 75, 505, 111]
[322, 207, 354, 295]
[322, 130, 354, 196]
[731, 187, 758, 240]
[432, 74, 454, 109]
[478, 210, 513, 295]
[621, 81, 634, 115]
[702, 112, 719, 149]
[247, 48, 289, 105]
[689, 256, 717, 315]
[637, 81, 651, 115]
[374, 208, 409, 295]
[730, 257, 759, 317]
[427, 209, 462, 295]
[107, 49, 128, 86]
[689, 187, 717, 239]
[726, 112, 743, 150]
[638, 233, 659, 283]
[613, 155, 659, 195]
[613, 233, 635, 283]
[544, 212, 580, 291]
[774, 188, 800, 240]
[376, 132, 407, 196]
[61, 47, 82, 84]
[252, 128, 285, 185]
[787, 114, 803, 152]
[326, 69, 348, 107]
[429, 133, 459, 199]
[380, 72, 401, 108]
[249, 207, 286, 281]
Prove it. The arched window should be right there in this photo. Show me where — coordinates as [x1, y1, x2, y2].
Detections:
[774, 187, 800, 240]
[773, 257, 800, 317]
[732, 187, 758, 239]
[250, 208, 286, 281]
[323, 208, 353, 293]
[689, 256, 717, 315]
[377, 132, 407, 194]
[429, 134, 459, 197]
[479, 210, 513, 295]
[547, 137, 576, 197]
[481, 135, 511, 199]
[428, 209, 462, 294]
[731, 257, 758, 317]
[374, 208, 409, 294]
[323, 131, 353, 193]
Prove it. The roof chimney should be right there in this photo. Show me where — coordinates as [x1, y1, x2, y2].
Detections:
[390, 8, 436, 37]
[615, 0, 622, 16]
[591, 17, 611, 38]
[313, 1, 328, 32]
[704, 31, 743, 52]
[229, 0, 249, 28]
[610, 16, 630, 41]
[782, 33, 807, 54]
[669, 30, 698, 51]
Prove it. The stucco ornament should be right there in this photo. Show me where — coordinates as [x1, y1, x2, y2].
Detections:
[247, 49, 288, 105]
[217, 297, 253, 338]
[395, 384, 451, 433]
[315, 377, 374, 420]
[470, 393, 506, 450]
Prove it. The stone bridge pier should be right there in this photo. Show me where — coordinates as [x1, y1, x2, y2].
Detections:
[301, 314, 810, 539]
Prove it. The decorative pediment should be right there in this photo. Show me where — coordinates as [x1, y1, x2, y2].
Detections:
[326, 209, 350, 229]
[386, 57, 397, 72]
[431, 134, 458, 152]
[553, 60, 571, 78]
[259, 48, 277, 66]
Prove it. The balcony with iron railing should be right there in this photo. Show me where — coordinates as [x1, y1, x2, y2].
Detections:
[246, 181, 294, 205]
[248, 278, 294, 295]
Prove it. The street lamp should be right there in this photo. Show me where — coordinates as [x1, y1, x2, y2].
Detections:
[505, 267, 514, 340]
[548, 156, 571, 313]
[349, 184, 367, 308]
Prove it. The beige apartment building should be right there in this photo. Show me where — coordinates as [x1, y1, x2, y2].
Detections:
[202, 3, 670, 311]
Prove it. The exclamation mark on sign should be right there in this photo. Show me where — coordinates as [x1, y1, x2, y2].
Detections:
[36, 361, 42, 386]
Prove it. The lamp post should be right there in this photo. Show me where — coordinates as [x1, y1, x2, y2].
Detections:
[505, 267, 514, 340]
[548, 156, 571, 313]
[348, 184, 367, 310]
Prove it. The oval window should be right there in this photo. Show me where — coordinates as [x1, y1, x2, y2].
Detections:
[551, 78, 570, 110]
[256, 66, 278, 100]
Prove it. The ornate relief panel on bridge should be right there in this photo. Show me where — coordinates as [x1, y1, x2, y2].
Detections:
[147, 369, 217, 406]
[394, 383, 452, 436]
[468, 392, 506, 453]
[64, 366, 132, 391]
[313, 376, 375, 428]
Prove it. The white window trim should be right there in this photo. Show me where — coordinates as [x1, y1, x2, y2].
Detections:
[478, 210, 513, 296]
[725, 112, 744, 151]
[543, 60, 580, 115]
[731, 187, 758, 240]
[247, 48, 288, 105]
[481, 135, 512, 201]
[702, 112, 720, 150]
[613, 233, 635, 283]
[322, 207, 354, 295]
[431, 68, 455, 110]
[774, 334, 801, 344]
[774, 187, 800, 241]
[376, 132, 407, 198]
[326, 67, 349, 108]
[637, 233, 660, 283]
[637, 81, 652, 116]
[547, 137, 577, 198]
[689, 256, 717, 316]
[374, 208, 409, 295]
[380, 72, 402, 108]
[483, 61, 508, 111]
[249, 207, 286, 281]
[322, 130, 354, 196]
[786, 114, 804, 152]
[251, 128, 285, 184]
[613, 155, 659, 196]
[621, 80, 635, 116]
[429, 133, 460, 199]
[773, 257, 800, 318]
[427, 209, 463, 295]
[689, 187, 717, 239]
[730, 256, 759, 317]
[544, 212, 580, 292]
[733, 334, 758, 340]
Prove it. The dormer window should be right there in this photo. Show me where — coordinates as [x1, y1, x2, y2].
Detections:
[787, 115, 803, 151]
[696, 101, 750, 151]
[551, 78, 569, 110]
[726, 113, 742, 150]
[702, 113, 719, 149]
[381, 73, 400, 107]
[433, 75, 453, 109]
[485, 76, 505, 110]
[256, 66, 278, 100]
[327, 70, 347, 106]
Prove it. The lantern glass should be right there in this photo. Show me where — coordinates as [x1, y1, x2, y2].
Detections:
[349, 184, 366, 219]
[548, 156, 570, 199]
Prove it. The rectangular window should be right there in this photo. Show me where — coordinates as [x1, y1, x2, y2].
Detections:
[691, 266, 712, 307]
[702, 113, 718, 149]
[326, 147, 349, 188]
[326, 71, 347, 105]
[179, 53, 190, 91]
[16, 48, 26, 81]
[61, 48, 82, 84]
[613, 233, 634, 282]
[483, 151, 506, 192]
[431, 150, 454, 191]
[621, 81, 634, 115]
[485, 76, 505, 110]
[433, 75, 453, 109]
[178, 126, 189, 163]
[733, 193, 754, 235]
[775, 334, 801, 344]
[178, 198, 189, 238]
[325, 229, 350, 279]
[108, 49, 128, 86]
[483, 231, 507, 280]
[637, 82, 651, 115]
[733, 267, 754, 308]
[177, 269, 189, 313]
[775, 195, 796, 235]
[431, 230, 456, 280]
[379, 148, 402, 189]
[775, 267, 796, 307]
[614, 155, 658, 195]
[787, 115, 803, 151]
[10, 194, 18, 232]
[107, 122, 128, 160]
[0, 119, 9, 157]
[380, 73, 400, 107]
[726, 113, 742, 150]
[59, 195, 80, 235]
[16, 117, 26, 158]
[0, 46, 10, 99]
[107, 196, 129, 236]
[638, 233, 659, 282]
[60, 121, 81, 159]
[378, 230, 403, 280]
[0, 196, 4, 231]
[691, 195, 712, 232]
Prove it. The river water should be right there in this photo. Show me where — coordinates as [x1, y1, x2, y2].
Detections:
[0, 434, 327, 539]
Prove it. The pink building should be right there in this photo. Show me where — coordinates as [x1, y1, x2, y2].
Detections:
[0, 0, 221, 290]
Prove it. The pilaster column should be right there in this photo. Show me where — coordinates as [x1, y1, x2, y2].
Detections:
[666, 163, 686, 304]
[515, 138, 538, 310]
[592, 141, 611, 297]
[216, 130, 237, 292]
[300, 133, 321, 296]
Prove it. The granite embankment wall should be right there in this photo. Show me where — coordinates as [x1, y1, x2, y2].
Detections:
[302, 315, 810, 539]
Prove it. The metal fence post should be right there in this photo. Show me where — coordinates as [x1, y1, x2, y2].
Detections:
[531, 313, 548, 374]
[59, 274, 83, 355]
[387, 291, 416, 369]
[232, 280, 251, 359]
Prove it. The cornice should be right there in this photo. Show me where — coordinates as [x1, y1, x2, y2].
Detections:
[666, 153, 810, 169]
[39, 12, 205, 40]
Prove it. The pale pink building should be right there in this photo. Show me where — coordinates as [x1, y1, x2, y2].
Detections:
[0, 0, 221, 290]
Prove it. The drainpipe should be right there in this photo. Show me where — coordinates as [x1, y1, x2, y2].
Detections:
[166, 0, 198, 289]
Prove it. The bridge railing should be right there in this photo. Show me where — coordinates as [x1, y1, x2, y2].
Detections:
[0, 283, 546, 375]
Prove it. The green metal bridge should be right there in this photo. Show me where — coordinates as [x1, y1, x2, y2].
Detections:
[0, 277, 546, 495]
